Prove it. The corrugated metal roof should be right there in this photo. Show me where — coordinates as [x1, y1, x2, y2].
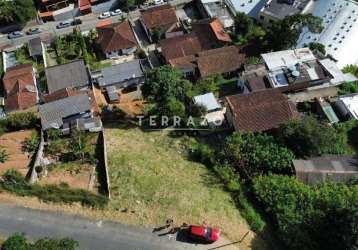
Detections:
[39, 95, 91, 130]
[98, 59, 144, 87]
[45, 59, 90, 93]
[193, 92, 221, 112]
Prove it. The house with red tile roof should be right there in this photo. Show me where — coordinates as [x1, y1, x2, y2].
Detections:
[169, 46, 245, 78]
[96, 21, 138, 59]
[140, 4, 179, 43]
[192, 18, 232, 49]
[3, 64, 38, 113]
[225, 89, 299, 132]
[157, 18, 232, 63]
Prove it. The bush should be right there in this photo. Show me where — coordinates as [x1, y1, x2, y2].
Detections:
[213, 164, 265, 232]
[252, 175, 358, 250]
[21, 131, 40, 154]
[278, 116, 350, 157]
[4, 112, 38, 131]
[0, 170, 108, 209]
[0, 146, 9, 163]
[225, 132, 294, 176]
[2, 232, 79, 250]
[189, 142, 215, 166]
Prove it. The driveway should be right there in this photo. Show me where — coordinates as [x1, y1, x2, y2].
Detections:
[0, 203, 241, 250]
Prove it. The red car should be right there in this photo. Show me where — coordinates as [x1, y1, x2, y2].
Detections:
[188, 225, 220, 243]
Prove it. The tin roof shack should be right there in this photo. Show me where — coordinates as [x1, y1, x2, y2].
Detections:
[293, 155, 358, 185]
[193, 92, 226, 127]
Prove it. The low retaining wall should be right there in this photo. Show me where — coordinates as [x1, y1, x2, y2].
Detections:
[98, 130, 111, 199]
[29, 130, 45, 184]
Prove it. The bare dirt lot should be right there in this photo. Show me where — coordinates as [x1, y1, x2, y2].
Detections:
[0, 130, 34, 176]
[38, 163, 96, 192]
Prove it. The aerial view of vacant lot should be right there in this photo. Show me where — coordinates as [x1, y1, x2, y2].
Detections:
[105, 125, 269, 249]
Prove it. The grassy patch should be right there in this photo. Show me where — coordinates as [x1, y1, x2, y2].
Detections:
[217, 77, 240, 97]
[105, 126, 259, 242]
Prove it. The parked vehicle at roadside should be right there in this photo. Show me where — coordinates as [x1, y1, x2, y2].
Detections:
[99, 12, 111, 19]
[8, 31, 24, 39]
[110, 9, 122, 16]
[26, 28, 41, 35]
[71, 19, 82, 26]
[188, 225, 220, 243]
[56, 21, 71, 29]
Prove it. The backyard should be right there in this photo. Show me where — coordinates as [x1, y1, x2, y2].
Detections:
[0, 130, 37, 176]
[105, 125, 270, 249]
[39, 131, 104, 194]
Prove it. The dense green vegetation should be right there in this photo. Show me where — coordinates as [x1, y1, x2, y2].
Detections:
[142, 65, 193, 119]
[225, 132, 294, 176]
[339, 65, 358, 95]
[45, 130, 98, 165]
[233, 12, 266, 47]
[0, 146, 9, 163]
[278, 116, 356, 157]
[252, 175, 358, 250]
[55, 29, 106, 70]
[264, 14, 323, 51]
[0, 0, 37, 26]
[1, 232, 79, 250]
[0, 169, 108, 208]
[0, 112, 38, 135]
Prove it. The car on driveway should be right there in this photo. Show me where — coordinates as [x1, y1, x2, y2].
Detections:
[26, 28, 41, 35]
[8, 31, 24, 39]
[99, 12, 111, 19]
[110, 9, 122, 16]
[188, 225, 220, 243]
[56, 21, 71, 29]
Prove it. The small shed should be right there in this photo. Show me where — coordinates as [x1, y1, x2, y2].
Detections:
[293, 155, 358, 185]
[28, 37, 43, 59]
[106, 86, 120, 103]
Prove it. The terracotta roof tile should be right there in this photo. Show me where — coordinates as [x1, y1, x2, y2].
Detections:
[159, 33, 203, 61]
[141, 4, 178, 30]
[197, 46, 245, 77]
[3, 64, 37, 112]
[96, 21, 138, 53]
[192, 18, 232, 49]
[226, 89, 299, 132]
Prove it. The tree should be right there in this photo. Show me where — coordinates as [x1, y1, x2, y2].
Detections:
[69, 130, 87, 163]
[252, 174, 358, 250]
[233, 12, 266, 46]
[278, 116, 348, 157]
[265, 14, 323, 51]
[189, 76, 220, 97]
[224, 132, 294, 176]
[343, 64, 358, 78]
[308, 42, 326, 55]
[142, 65, 192, 103]
[0, 0, 36, 26]
[234, 12, 253, 37]
[0, 146, 9, 163]
[1, 232, 79, 250]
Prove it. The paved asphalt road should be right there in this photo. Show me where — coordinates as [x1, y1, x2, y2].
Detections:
[0, 203, 240, 250]
[0, 11, 140, 49]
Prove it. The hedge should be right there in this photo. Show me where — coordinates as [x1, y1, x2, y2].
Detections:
[0, 169, 108, 209]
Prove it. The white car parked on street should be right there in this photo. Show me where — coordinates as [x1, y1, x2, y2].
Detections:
[110, 9, 122, 16]
[99, 12, 111, 19]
